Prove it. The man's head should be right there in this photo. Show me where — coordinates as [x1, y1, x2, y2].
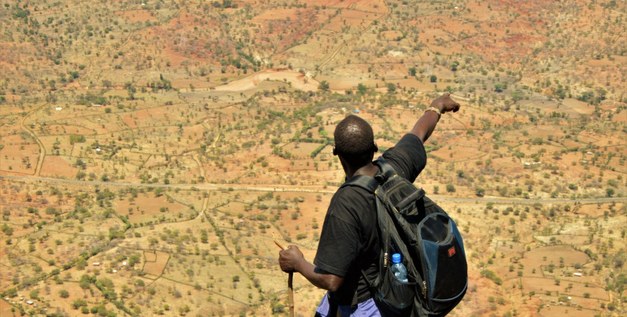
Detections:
[333, 115, 377, 168]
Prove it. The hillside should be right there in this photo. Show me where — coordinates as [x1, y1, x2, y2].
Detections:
[0, 0, 625, 316]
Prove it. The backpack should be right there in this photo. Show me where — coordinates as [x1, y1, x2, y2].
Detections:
[341, 158, 468, 317]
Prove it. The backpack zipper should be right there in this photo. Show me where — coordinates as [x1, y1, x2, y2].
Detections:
[422, 281, 427, 298]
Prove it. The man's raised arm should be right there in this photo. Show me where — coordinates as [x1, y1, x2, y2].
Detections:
[410, 93, 460, 143]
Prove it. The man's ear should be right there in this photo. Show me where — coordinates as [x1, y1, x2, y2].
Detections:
[332, 146, 338, 156]
[372, 143, 378, 153]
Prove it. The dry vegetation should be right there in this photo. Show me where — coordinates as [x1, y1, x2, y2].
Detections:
[0, 0, 625, 316]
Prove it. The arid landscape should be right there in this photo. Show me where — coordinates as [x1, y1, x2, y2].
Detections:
[0, 0, 625, 316]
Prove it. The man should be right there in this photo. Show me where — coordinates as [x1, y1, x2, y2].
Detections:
[279, 93, 460, 316]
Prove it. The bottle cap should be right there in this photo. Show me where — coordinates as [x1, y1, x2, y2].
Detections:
[392, 253, 401, 264]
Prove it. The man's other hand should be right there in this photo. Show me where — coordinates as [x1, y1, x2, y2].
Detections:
[431, 93, 461, 114]
[279, 245, 304, 273]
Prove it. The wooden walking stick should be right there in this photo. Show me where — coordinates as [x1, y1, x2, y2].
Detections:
[275, 241, 295, 317]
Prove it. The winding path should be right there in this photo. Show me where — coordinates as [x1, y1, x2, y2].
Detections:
[20, 104, 48, 176]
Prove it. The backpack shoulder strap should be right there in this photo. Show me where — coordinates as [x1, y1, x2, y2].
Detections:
[340, 157, 397, 192]
[373, 157, 397, 182]
[339, 170, 383, 306]
[340, 175, 379, 193]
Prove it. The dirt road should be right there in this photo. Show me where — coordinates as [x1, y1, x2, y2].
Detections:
[1, 174, 623, 206]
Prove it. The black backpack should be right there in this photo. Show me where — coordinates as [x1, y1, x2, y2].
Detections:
[341, 158, 468, 316]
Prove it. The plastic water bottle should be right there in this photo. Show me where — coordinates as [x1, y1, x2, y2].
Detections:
[391, 253, 408, 283]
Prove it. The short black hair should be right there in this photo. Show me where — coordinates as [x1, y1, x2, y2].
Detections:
[333, 115, 376, 167]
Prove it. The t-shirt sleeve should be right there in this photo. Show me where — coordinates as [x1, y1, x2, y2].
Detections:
[313, 193, 362, 277]
[381, 133, 427, 182]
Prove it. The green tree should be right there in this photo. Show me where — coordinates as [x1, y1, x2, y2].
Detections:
[446, 184, 456, 193]
[69, 135, 86, 144]
[318, 80, 330, 91]
[408, 67, 417, 76]
[475, 187, 485, 197]
[79, 274, 92, 290]
[481, 269, 502, 285]
[494, 83, 507, 93]
[59, 289, 69, 298]
[72, 299, 87, 309]
[450, 61, 459, 71]
[606, 188, 615, 197]
[357, 83, 367, 95]
[128, 254, 141, 267]
[386, 83, 396, 94]
[200, 229, 209, 244]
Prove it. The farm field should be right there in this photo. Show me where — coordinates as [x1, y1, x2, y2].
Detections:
[0, 0, 625, 316]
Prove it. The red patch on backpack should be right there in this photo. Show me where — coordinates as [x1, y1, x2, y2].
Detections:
[448, 246, 456, 257]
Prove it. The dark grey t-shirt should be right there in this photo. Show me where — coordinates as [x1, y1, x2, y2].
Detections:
[313, 133, 427, 305]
